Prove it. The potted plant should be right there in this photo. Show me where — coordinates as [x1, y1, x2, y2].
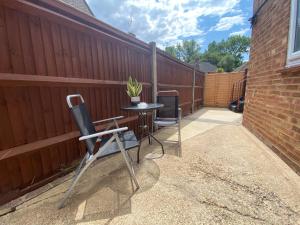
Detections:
[126, 76, 142, 106]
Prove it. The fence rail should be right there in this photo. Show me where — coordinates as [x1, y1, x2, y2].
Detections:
[0, 0, 204, 204]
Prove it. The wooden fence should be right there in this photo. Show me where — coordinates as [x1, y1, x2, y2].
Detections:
[0, 0, 204, 204]
[204, 72, 244, 107]
[157, 51, 204, 112]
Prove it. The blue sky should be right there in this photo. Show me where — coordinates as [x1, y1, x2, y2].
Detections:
[87, 0, 253, 52]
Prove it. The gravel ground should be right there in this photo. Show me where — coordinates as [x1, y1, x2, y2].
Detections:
[0, 108, 299, 225]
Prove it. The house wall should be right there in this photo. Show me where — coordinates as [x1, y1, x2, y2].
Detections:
[243, 0, 300, 174]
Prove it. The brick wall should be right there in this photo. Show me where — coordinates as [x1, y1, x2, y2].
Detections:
[243, 0, 300, 174]
[204, 72, 244, 107]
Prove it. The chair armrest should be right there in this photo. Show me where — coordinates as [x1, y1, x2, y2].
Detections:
[93, 116, 124, 124]
[79, 127, 128, 141]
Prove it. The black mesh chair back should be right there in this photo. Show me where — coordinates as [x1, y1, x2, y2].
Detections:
[157, 90, 179, 119]
[67, 95, 96, 155]
[71, 103, 97, 155]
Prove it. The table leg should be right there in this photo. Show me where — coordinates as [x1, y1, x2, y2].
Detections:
[136, 111, 164, 163]
[137, 112, 146, 164]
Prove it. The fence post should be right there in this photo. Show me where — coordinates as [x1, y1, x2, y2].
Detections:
[150, 42, 157, 134]
[150, 42, 157, 103]
[192, 59, 199, 113]
[192, 67, 195, 113]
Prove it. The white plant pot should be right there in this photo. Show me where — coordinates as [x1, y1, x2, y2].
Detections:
[131, 96, 140, 105]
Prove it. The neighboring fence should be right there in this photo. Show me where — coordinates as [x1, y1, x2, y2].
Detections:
[0, 0, 204, 204]
[231, 76, 247, 102]
[204, 72, 244, 107]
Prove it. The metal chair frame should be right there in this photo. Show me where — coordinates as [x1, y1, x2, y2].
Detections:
[59, 94, 139, 208]
[154, 90, 182, 156]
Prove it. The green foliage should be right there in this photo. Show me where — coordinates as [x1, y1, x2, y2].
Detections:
[218, 54, 236, 72]
[201, 35, 250, 72]
[165, 35, 250, 72]
[216, 68, 224, 73]
[165, 40, 201, 64]
[126, 76, 142, 97]
[165, 46, 177, 58]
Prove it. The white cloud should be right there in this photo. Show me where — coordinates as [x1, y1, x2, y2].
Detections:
[230, 28, 250, 36]
[210, 15, 245, 31]
[87, 0, 241, 48]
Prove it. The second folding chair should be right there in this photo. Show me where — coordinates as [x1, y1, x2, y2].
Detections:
[153, 90, 182, 156]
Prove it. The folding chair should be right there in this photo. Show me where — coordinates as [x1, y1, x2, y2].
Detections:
[154, 90, 182, 156]
[59, 94, 139, 208]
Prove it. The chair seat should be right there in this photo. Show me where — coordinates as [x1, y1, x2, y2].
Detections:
[97, 130, 138, 158]
[154, 119, 178, 126]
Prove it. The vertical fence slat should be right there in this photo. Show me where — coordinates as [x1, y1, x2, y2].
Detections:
[0, 6, 11, 73]
[5, 8, 25, 74]
[51, 23, 66, 77]
[68, 29, 81, 77]
[18, 12, 36, 75]
[0, 88, 15, 149]
[60, 26, 73, 77]
[29, 16, 47, 75]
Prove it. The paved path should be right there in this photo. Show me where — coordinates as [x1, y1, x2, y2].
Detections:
[0, 108, 299, 225]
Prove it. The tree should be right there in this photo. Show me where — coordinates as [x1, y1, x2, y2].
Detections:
[218, 54, 236, 72]
[165, 46, 177, 58]
[225, 35, 250, 61]
[165, 35, 250, 72]
[165, 40, 201, 64]
[201, 35, 250, 72]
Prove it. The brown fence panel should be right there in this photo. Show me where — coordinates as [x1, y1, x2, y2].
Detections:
[195, 71, 205, 110]
[0, 0, 152, 204]
[204, 72, 244, 107]
[0, 0, 204, 204]
[157, 51, 204, 115]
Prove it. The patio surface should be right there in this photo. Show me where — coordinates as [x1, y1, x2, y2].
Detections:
[0, 108, 299, 225]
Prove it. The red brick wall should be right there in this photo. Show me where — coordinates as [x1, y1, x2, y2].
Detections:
[243, 0, 300, 174]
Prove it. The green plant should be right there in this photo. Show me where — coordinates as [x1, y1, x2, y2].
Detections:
[126, 76, 142, 97]
[217, 68, 224, 72]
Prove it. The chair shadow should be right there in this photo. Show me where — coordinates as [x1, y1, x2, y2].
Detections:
[63, 154, 160, 224]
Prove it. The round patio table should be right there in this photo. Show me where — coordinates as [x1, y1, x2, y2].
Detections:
[121, 103, 164, 163]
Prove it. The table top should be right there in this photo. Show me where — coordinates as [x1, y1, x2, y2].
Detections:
[121, 103, 164, 111]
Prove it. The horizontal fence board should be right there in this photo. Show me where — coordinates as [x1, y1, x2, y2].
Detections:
[0, 73, 152, 87]
[0, 116, 138, 160]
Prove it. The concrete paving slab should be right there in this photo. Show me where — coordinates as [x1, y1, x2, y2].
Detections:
[0, 108, 299, 225]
